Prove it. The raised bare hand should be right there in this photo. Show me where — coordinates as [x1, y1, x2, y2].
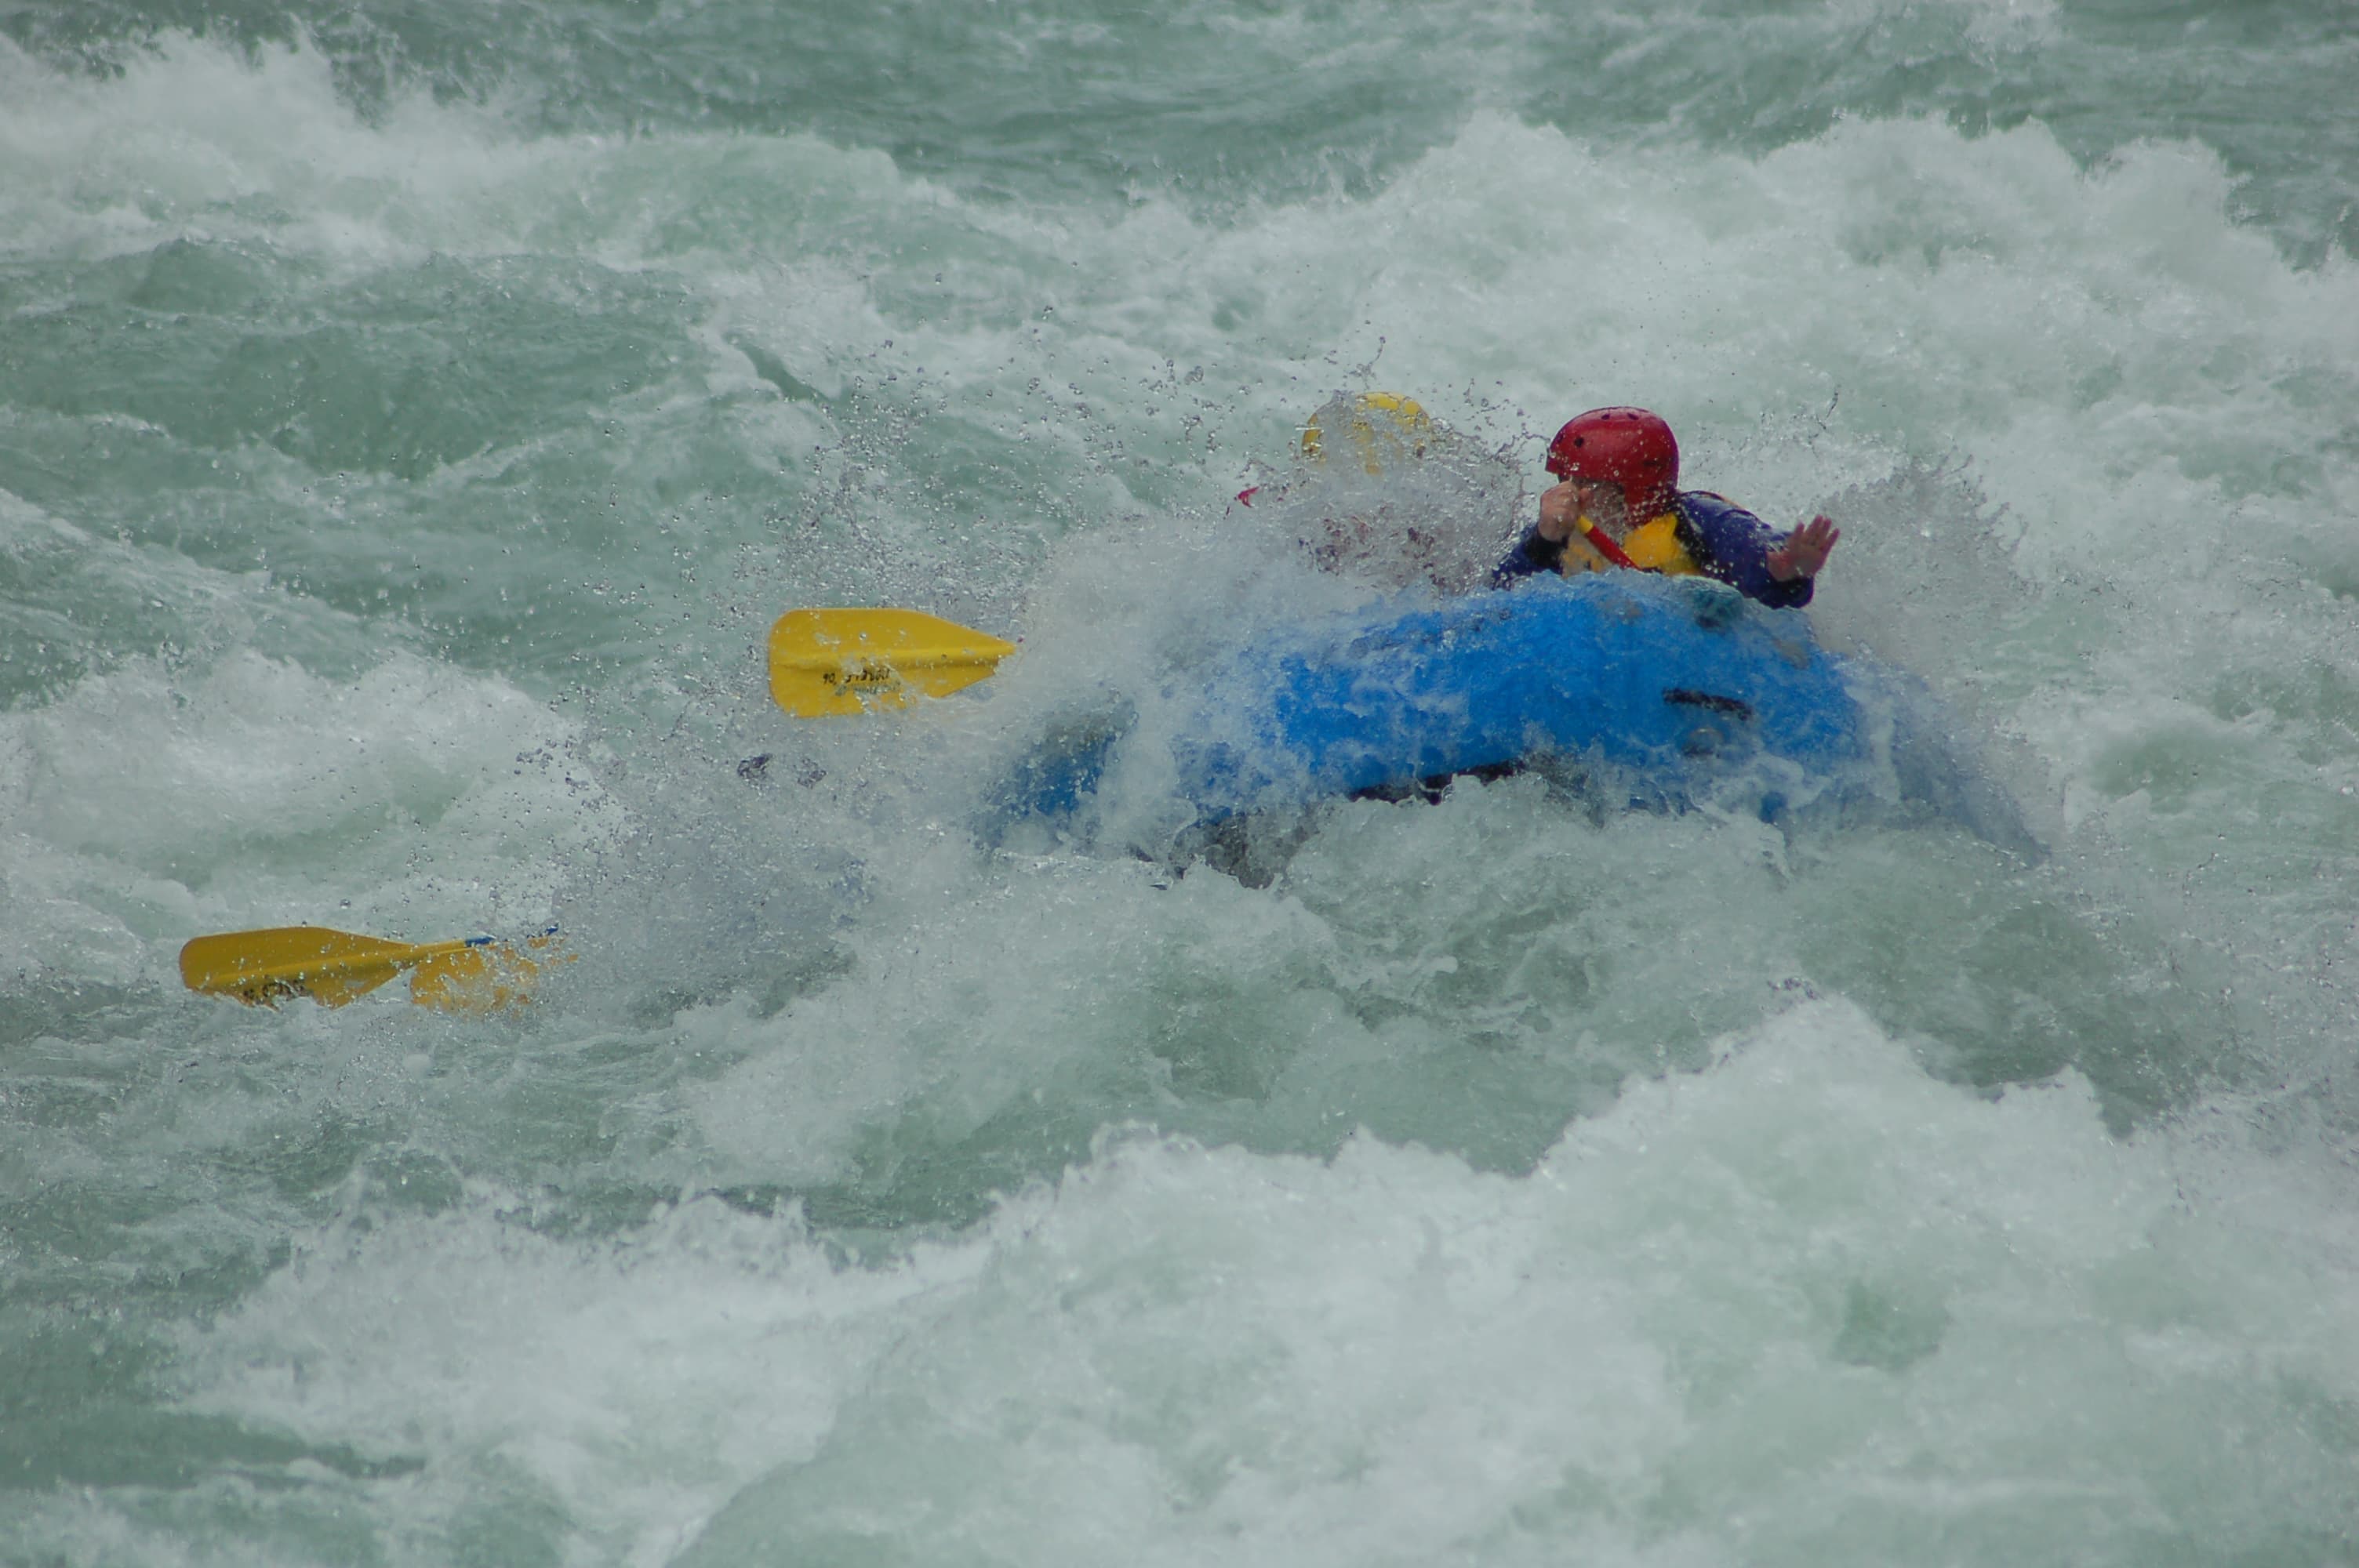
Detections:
[1767, 514, 1840, 582]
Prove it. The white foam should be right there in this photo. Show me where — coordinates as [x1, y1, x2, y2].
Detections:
[0, 31, 888, 279]
[14, 34, 2349, 623]
[169, 1004, 2359, 1566]
[0, 648, 621, 988]
[174, 1188, 986, 1568]
[684, 840, 1328, 1185]
[681, 1004, 2359, 1566]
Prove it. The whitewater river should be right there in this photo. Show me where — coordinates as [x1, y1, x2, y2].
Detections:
[5, 1, 2357, 1563]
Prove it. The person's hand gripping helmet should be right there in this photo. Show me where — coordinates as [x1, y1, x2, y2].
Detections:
[1544, 408, 1679, 521]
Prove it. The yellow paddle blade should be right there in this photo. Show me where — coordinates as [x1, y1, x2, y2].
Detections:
[179, 927, 467, 1009]
[180, 926, 565, 1011]
[768, 608, 1018, 717]
[407, 932, 569, 1013]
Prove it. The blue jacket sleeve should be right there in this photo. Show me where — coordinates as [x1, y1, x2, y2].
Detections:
[1491, 526, 1566, 586]
[1676, 493, 1814, 609]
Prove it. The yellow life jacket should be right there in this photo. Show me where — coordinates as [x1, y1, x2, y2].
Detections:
[1617, 512, 1701, 575]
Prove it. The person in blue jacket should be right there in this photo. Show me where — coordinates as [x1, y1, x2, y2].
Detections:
[1493, 407, 1838, 607]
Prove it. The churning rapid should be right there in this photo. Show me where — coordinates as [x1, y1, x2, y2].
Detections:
[5, 1, 2358, 1563]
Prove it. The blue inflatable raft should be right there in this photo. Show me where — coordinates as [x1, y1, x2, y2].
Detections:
[992, 574, 2034, 855]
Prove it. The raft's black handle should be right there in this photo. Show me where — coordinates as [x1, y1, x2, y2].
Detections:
[1663, 688, 1755, 721]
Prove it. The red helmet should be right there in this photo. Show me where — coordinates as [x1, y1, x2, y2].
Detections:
[1544, 408, 1678, 518]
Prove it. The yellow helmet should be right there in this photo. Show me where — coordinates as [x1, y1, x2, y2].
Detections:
[1300, 392, 1431, 476]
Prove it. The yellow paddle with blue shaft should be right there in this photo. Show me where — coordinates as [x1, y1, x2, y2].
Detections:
[180, 926, 565, 1012]
[768, 608, 1017, 717]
